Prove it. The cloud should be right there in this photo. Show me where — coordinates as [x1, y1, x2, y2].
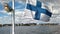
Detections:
[0, 0, 60, 24]
[39, 0, 60, 5]
[0, 10, 60, 24]
[15, 0, 26, 3]
[0, 0, 11, 4]
[14, 9, 60, 24]
[0, 16, 12, 24]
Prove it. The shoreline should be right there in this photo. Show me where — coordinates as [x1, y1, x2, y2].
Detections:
[0, 23, 59, 27]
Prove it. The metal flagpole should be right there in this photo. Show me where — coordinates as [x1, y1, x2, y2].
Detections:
[1, 0, 15, 34]
[12, 0, 15, 34]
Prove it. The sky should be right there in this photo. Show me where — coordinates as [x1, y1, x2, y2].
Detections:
[0, 0, 60, 24]
[0, 0, 26, 24]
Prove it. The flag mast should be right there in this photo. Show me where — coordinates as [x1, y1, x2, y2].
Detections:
[2, 0, 15, 34]
[12, 0, 15, 34]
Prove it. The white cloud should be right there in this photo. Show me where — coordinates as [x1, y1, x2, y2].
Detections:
[0, 16, 12, 24]
[0, 0, 11, 4]
[15, 0, 26, 3]
[0, 9, 60, 24]
[0, 0, 60, 24]
[14, 9, 60, 24]
[39, 0, 60, 5]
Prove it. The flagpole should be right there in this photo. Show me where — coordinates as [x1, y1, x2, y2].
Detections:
[12, 0, 15, 34]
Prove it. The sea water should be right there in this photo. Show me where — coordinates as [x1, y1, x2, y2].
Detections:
[0, 25, 60, 34]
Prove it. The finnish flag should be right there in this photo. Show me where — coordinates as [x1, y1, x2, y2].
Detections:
[26, 0, 52, 22]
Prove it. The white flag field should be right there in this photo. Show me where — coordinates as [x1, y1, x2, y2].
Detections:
[25, 0, 60, 22]
[25, 0, 52, 22]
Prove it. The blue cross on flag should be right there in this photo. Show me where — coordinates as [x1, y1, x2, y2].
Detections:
[26, 0, 52, 22]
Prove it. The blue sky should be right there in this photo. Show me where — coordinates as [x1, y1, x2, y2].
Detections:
[0, 1, 26, 10]
[0, 0, 60, 24]
[0, 1, 26, 17]
[0, 1, 26, 24]
[0, 3, 3, 10]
